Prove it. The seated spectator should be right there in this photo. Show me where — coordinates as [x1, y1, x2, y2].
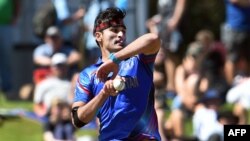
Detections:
[153, 47, 168, 141]
[165, 43, 229, 140]
[33, 53, 73, 117]
[193, 94, 238, 141]
[190, 50, 230, 141]
[33, 53, 75, 141]
[33, 26, 81, 84]
[165, 41, 205, 140]
[226, 77, 250, 124]
[44, 98, 76, 141]
[195, 29, 215, 50]
[195, 29, 227, 64]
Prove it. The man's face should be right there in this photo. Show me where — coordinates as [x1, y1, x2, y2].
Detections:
[46, 35, 63, 49]
[51, 64, 68, 78]
[97, 26, 126, 52]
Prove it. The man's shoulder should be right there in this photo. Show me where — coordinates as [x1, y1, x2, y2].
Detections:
[79, 64, 98, 79]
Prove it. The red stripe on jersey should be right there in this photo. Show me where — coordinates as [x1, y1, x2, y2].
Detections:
[77, 78, 91, 95]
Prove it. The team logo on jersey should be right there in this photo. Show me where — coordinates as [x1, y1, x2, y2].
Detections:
[124, 76, 139, 89]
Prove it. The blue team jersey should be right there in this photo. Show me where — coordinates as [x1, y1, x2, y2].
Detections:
[74, 54, 161, 141]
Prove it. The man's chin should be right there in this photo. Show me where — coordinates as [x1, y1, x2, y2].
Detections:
[116, 44, 124, 49]
[113, 46, 123, 52]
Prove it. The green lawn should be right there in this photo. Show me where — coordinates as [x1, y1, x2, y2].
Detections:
[0, 92, 97, 141]
[0, 117, 43, 141]
[0, 92, 42, 141]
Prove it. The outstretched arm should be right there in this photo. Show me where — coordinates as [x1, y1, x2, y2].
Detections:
[114, 33, 161, 59]
[96, 33, 161, 81]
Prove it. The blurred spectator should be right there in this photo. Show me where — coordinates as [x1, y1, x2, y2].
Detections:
[33, 0, 85, 45]
[146, 0, 187, 97]
[166, 42, 229, 140]
[192, 96, 222, 141]
[33, 53, 73, 117]
[165, 41, 205, 140]
[226, 77, 250, 124]
[44, 99, 76, 141]
[33, 53, 75, 141]
[193, 99, 238, 141]
[52, 0, 85, 45]
[195, 29, 215, 50]
[195, 29, 227, 68]
[81, 0, 114, 67]
[33, 26, 81, 84]
[175, 42, 205, 99]
[195, 47, 229, 104]
[191, 50, 230, 141]
[194, 51, 227, 114]
[221, 0, 250, 85]
[0, 0, 19, 93]
[153, 47, 168, 141]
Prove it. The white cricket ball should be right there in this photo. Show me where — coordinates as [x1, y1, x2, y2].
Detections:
[113, 79, 125, 91]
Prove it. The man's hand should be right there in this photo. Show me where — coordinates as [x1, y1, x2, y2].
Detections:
[167, 18, 178, 33]
[102, 79, 119, 96]
[146, 14, 162, 34]
[96, 60, 119, 82]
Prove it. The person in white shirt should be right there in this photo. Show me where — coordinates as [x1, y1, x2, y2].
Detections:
[33, 53, 72, 117]
[33, 53, 75, 141]
[226, 77, 250, 124]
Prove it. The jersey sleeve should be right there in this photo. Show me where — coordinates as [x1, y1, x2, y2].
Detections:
[74, 71, 93, 103]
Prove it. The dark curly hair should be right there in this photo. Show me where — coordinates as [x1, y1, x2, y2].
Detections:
[93, 7, 126, 34]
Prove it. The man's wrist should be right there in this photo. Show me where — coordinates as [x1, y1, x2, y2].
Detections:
[108, 53, 121, 65]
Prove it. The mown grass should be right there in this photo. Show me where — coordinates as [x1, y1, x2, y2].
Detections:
[0, 117, 43, 141]
[0, 92, 97, 141]
[0, 92, 42, 141]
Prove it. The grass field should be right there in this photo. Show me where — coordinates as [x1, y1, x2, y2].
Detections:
[0, 92, 97, 141]
[0, 92, 42, 141]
